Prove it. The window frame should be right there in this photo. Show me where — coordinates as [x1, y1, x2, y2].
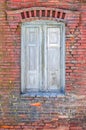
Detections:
[21, 20, 65, 97]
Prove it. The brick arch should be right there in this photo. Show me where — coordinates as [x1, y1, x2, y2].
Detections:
[20, 7, 66, 21]
[6, 7, 67, 24]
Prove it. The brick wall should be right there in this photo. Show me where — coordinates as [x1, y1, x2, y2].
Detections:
[0, 0, 86, 129]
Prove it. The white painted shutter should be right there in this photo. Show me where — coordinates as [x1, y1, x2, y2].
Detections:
[46, 27, 61, 90]
[25, 27, 40, 90]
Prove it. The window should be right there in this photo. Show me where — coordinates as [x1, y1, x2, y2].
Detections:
[21, 20, 65, 96]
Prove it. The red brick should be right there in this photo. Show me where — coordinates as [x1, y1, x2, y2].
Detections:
[0, 0, 86, 129]
[70, 127, 82, 130]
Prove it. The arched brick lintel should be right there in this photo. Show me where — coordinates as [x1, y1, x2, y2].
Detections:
[20, 8, 66, 20]
[6, 7, 67, 22]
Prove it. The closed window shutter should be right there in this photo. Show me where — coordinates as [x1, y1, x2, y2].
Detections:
[25, 27, 40, 90]
[45, 26, 61, 90]
[21, 21, 65, 93]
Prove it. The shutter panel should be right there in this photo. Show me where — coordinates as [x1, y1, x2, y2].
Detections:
[25, 27, 40, 90]
[46, 27, 61, 90]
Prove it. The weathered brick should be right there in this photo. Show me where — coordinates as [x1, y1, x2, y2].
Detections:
[0, 0, 86, 129]
[70, 127, 82, 130]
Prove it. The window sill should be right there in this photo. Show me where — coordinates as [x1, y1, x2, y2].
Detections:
[21, 90, 65, 97]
